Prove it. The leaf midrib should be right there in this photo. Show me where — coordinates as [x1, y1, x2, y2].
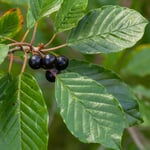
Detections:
[68, 21, 146, 43]
[58, 77, 123, 131]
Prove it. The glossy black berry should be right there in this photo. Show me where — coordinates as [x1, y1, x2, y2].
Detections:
[56, 56, 69, 70]
[29, 54, 42, 69]
[45, 70, 56, 82]
[42, 54, 56, 69]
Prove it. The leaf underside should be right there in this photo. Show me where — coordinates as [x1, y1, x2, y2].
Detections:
[67, 5, 148, 54]
[67, 59, 142, 127]
[56, 72, 125, 150]
[0, 73, 48, 150]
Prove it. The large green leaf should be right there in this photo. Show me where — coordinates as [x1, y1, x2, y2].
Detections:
[0, 73, 48, 150]
[54, 0, 88, 33]
[67, 5, 148, 54]
[0, 8, 24, 40]
[0, 44, 9, 65]
[55, 72, 126, 150]
[29, 0, 63, 22]
[67, 59, 142, 126]
[123, 47, 150, 76]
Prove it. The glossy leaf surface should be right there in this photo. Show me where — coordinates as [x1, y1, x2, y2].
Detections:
[67, 5, 148, 54]
[29, 0, 62, 21]
[56, 72, 125, 149]
[67, 59, 142, 126]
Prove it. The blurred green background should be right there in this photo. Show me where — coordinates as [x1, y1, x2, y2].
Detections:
[0, 0, 150, 149]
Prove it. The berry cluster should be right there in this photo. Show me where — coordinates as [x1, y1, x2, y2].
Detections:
[29, 54, 69, 82]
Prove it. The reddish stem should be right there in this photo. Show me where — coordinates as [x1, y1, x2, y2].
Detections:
[44, 34, 56, 48]
[41, 44, 67, 52]
[21, 52, 28, 73]
[30, 23, 38, 45]
[21, 29, 30, 42]
[8, 52, 14, 73]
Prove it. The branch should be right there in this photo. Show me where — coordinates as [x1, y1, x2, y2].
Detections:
[21, 52, 28, 73]
[8, 52, 14, 73]
[9, 47, 22, 53]
[44, 34, 56, 48]
[3, 37, 18, 43]
[127, 127, 148, 150]
[21, 29, 30, 42]
[8, 42, 32, 48]
[41, 43, 67, 52]
[30, 23, 38, 45]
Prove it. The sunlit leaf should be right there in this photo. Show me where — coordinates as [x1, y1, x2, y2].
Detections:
[67, 59, 142, 126]
[0, 44, 9, 65]
[28, 0, 63, 24]
[55, 0, 88, 33]
[67, 5, 148, 54]
[56, 72, 126, 149]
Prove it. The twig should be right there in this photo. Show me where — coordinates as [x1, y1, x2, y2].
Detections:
[21, 52, 28, 73]
[30, 23, 38, 45]
[3, 37, 18, 43]
[41, 43, 67, 52]
[21, 29, 30, 42]
[127, 127, 145, 150]
[8, 42, 32, 48]
[8, 52, 14, 73]
[44, 34, 56, 48]
[9, 47, 22, 53]
[97, 146, 105, 150]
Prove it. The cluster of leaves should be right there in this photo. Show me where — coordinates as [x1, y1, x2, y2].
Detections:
[0, 0, 149, 150]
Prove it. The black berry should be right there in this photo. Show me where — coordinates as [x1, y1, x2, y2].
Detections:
[29, 54, 42, 69]
[56, 56, 69, 70]
[42, 54, 56, 69]
[45, 70, 56, 82]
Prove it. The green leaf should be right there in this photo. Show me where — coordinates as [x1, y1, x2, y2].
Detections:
[0, 44, 9, 65]
[67, 5, 148, 54]
[54, 0, 88, 33]
[29, 0, 63, 23]
[56, 72, 125, 150]
[0, 0, 27, 5]
[0, 8, 24, 40]
[123, 47, 150, 76]
[26, 8, 36, 29]
[0, 73, 48, 150]
[67, 59, 142, 126]
[0, 74, 11, 101]
[97, 0, 121, 5]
